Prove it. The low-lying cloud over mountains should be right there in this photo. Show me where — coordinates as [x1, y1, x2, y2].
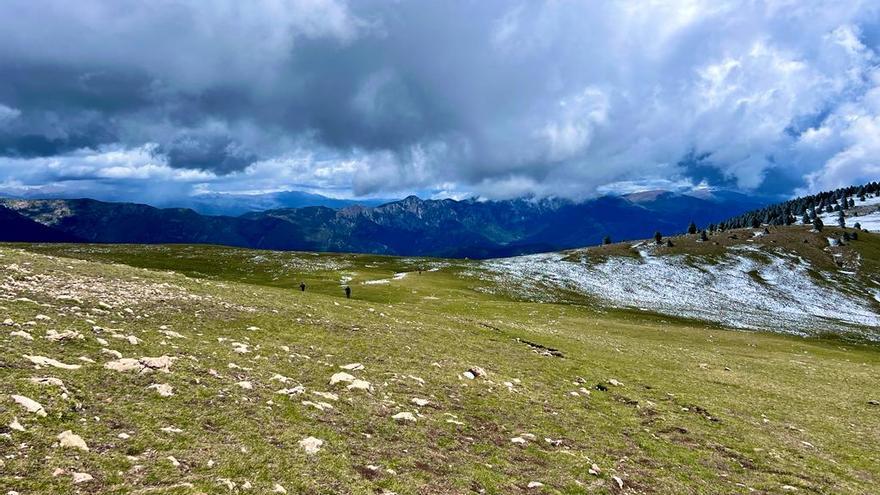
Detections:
[0, 1, 879, 203]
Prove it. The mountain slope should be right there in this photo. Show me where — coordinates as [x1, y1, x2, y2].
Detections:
[0, 205, 79, 242]
[1, 191, 767, 257]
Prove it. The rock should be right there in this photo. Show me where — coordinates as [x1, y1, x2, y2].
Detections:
[236, 381, 254, 390]
[30, 376, 68, 393]
[148, 383, 174, 397]
[608, 379, 623, 387]
[302, 400, 333, 411]
[24, 355, 81, 370]
[510, 437, 526, 445]
[101, 348, 124, 359]
[276, 386, 306, 396]
[105, 356, 174, 374]
[868, 400, 880, 406]
[272, 484, 288, 493]
[9, 417, 25, 432]
[329, 372, 356, 386]
[71, 472, 93, 484]
[527, 481, 544, 489]
[10, 330, 33, 340]
[411, 398, 430, 407]
[469, 366, 487, 378]
[462, 371, 476, 380]
[340, 363, 364, 371]
[45, 330, 83, 342]
[160, 426, 183, 434]
[782, 486, 798, 492]
[392, 412, 417, 423]
[11, 395, 47, 417]
[167, 456, 181, 467]
[299, 436, 324, 454]
[588, 463, 601, 475]
[118, 433, 131, 439]
[346, 379, 373, 392]
[57, 430, 89, 451]
[612, 476, 624, 490]
[313, 391, 338, 401]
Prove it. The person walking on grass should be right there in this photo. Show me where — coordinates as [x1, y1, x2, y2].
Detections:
[300, 282, 306, 292]
[344, 286, 351, 299]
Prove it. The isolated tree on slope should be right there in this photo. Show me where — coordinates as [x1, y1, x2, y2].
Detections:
[700, 230, 708, 242]
[688, 221, 697, 235]
[654, 231, 663, 245]
[602, 235, 611, 245]
[854, 222, 861, 230]
[813, 217, 824, 232]
[838, 211, 846, 228]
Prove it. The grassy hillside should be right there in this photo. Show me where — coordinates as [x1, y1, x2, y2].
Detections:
[1, 233, 879, 494]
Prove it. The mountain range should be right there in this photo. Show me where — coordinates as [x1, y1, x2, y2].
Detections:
[0, 190, 768, 257]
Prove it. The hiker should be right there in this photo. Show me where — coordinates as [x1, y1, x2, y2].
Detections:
[300, 282, 306, 292]
[344, 286, 351, 299]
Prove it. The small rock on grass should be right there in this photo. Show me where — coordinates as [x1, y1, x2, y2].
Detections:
[11, 395, 47, 417]
[57, 430, 89, 451]
[72, 472, 93, 484]
[299, 436, 324, 455]
[392, 412, 417, 423]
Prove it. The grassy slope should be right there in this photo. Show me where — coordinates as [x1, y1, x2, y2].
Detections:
[0, 238, 878, 495]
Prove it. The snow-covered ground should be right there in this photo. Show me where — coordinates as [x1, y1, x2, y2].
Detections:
[475, 245, 880, 337]
[818, 194, 880, 232]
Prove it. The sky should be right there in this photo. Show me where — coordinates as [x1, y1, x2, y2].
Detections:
[0, 0, 879, 204]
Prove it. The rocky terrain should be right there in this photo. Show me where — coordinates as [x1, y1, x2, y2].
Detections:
[1, 224, 879, 494]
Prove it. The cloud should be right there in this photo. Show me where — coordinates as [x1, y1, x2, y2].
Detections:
[0, 0, 879, 201]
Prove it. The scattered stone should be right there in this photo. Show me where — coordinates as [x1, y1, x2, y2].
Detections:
[10, 330, 33, 340]
[299, 436, 324, 454]
[236, 381, 254, 390]
[148, 383, 174, 397]
[612, 476, 624, 490]
[57, 430, 89, 451]
[272, 484, 287, 493]
[511, 437, 527, 445]
[868, 400, 880, 406]
[105, 356, 174, 374]
[302, 400, 333, 411]
[160, 426, 183, 434]
[45, 330, 83, 342]
[101, 348, 123, 359]
[782, 486, 798, 492]
[24, 355, 81, 370]
[72, 472, 93, 484]
[589, 463, 601, 475]
[329, 372, 356, 386]
[313, 391, 338, 401]
[11, 395, 47, 417]
[392, 412, 417, 423]
[276, 386, 306, 396]
[346, 379, 373, 392]
[8, 418, 25, 432]
[167, 456, 181, 467]
[411, 398, 430, 407]
[340, 363, 364, 371]
[608, 379, 623, 387]
[527, 481, 544, 489]
[118, 433, 131, 439]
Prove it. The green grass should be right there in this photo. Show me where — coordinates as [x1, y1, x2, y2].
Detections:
[1, 240, 878, 494]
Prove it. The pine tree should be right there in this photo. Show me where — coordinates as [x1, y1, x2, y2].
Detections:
[602, 235, 611, 245]
[654, 231, 662, 245]
[700, 230, 708, 242]
[837, 211, 845, 228]
[687, 221, 697, 235]
[813, 216, 824, 232]
[854, 222, 861, 230]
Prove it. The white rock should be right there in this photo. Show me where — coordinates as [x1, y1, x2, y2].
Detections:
[72, 472, 93, 484]
[302, 400, 333, 411]
[340, 363, 364, 371]
[392, 412, 417, 423]
[272, 484, 288, 493]
[510, 437, 526, 445]
[11, 395, 47, 417]
[527, 481, 544, 489]
[8, 417, 25, 432]
[118, 433, 131, 439]
[346, 379, 373, 392]
[24, 355, 81, 370]
[101, 348, 123, 359]
[608, 379, 623, 387]
[148, 383, 174, 397]
[45, 330, 83, 341]
[276, 386, 305, 396]
[299, 436, 324, 454]
[57, 430, 89, 451]
[167, 456, 181, 467]
[612, 476, 624, 489]
[10, 330, 33, 340]
[329, 372, 356, 385]
[411, 398, 430, 407]
[312, 391, 338, 401]
[236, 381, 254, 390]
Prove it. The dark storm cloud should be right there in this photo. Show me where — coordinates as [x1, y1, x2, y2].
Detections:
[0, 0, 879, 201]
